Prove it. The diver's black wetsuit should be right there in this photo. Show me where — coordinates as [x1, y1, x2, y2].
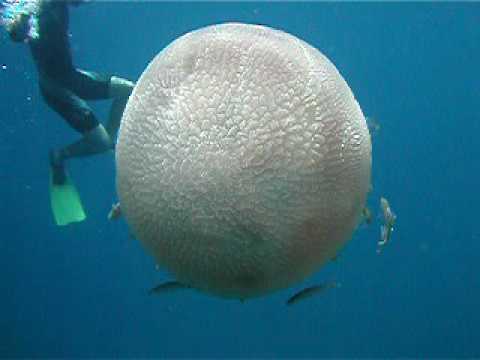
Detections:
[30, 0, 111, 134]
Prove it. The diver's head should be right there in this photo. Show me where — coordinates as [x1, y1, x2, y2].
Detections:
[7, 13, 31, 43]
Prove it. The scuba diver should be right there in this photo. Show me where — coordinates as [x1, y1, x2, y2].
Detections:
[2, 0, 135, 225]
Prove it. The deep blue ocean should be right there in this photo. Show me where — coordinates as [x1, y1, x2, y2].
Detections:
[1, 2, 479, 358]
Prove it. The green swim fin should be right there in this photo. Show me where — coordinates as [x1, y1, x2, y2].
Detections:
[49, 169, 86, 226]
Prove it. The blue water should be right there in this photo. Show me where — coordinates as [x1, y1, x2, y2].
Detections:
[1, 2, 478, 358]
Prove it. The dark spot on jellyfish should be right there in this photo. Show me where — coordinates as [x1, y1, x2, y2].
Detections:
[182, 53, 197, 74]
[234, 273, 260, 288]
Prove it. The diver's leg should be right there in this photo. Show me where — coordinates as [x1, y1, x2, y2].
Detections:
[106, 76, 135, 139]
[55, 123, 113, 161]
[70, 70, 135, 140]
[49, 123, 112, 185]
[40, 79, 114, 184]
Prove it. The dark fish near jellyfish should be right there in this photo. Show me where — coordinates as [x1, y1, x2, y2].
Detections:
[148, 281, 191, 296]
[286, 282, 339, 306]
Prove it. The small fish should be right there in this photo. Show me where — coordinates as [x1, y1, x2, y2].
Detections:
[108, 202, 122, 221]
[377, 197, 396, 252]
[362, 206, 372, 225]
[366, 116, 380, 136]
[148, 281, 190, 295]
[286, 282, 339, 306]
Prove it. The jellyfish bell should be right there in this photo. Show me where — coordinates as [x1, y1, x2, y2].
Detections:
[115, 23, 372, 300]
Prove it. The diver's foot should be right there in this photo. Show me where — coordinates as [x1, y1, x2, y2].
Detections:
[49, 150, 67, 185]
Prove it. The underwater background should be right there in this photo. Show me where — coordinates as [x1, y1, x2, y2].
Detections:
[1, 1, 479, 358]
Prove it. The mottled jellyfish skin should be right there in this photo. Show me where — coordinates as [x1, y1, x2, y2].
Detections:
[116, 23, 371, 300]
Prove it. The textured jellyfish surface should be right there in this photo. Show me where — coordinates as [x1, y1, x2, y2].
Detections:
[116, 23, 371, 299]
